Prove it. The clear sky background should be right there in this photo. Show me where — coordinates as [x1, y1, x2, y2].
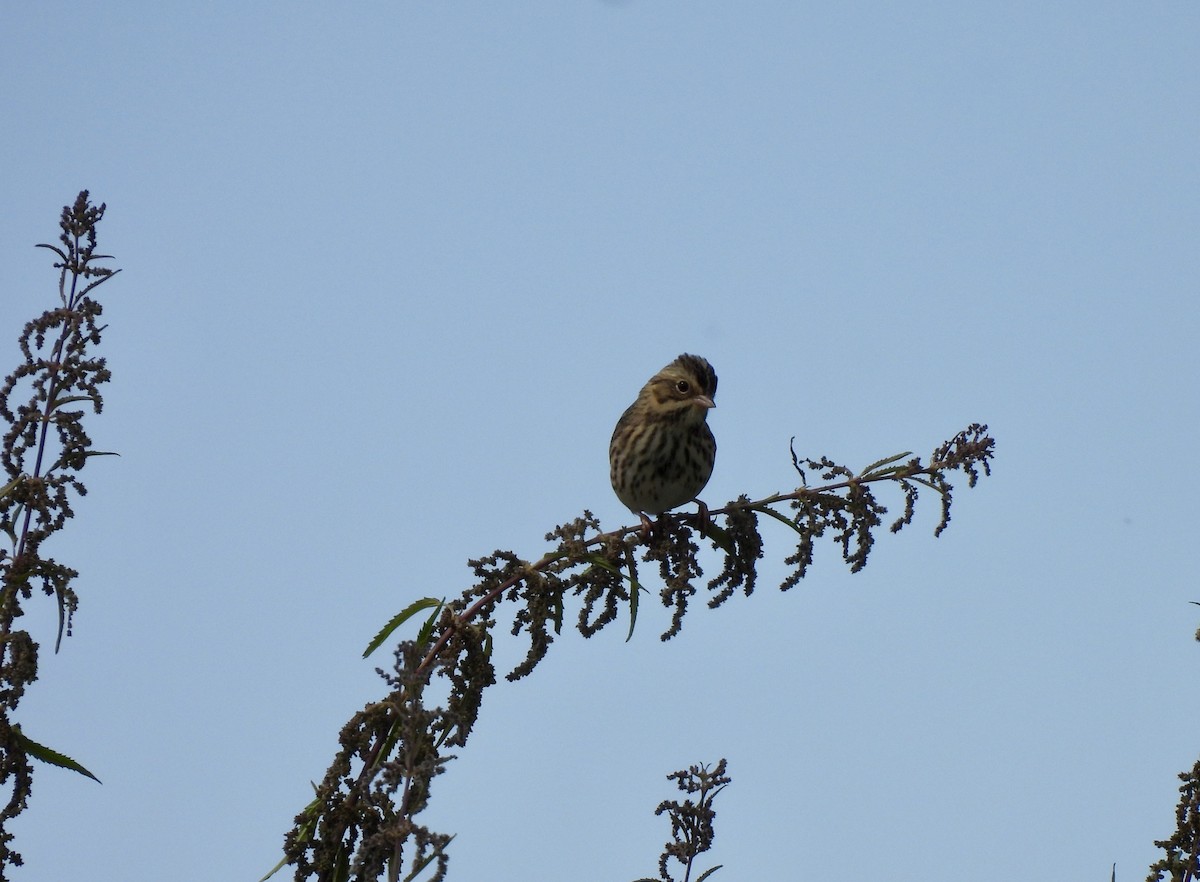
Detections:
[2, 3, 1198, 881]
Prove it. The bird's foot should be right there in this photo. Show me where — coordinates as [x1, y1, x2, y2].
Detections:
[637, 512, 654, 542]
[693, 499, 710, 538]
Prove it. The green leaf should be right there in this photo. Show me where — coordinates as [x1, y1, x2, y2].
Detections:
[433, 718, 454, 750]
[49, 394, 100, 408]
[695, 865, 724, 882]
[258, 796, 319, 879]
[46, 450, 121, 478]
[904, 475, 945, 494]
[580, 551, 646, 641]
[13, 725, 100, 783]
[402, 834, 455, 882]
[35, 242, 68, 261]
[379, 715, 407, 760]
[550, 586, 565, 635]
[332, 843, 350, 882]
[754, 504, 807, 536]
[621, 555, 646, 642]
[54, 580, 68, 653]
[626, 564, 641, 643]
[415, 601, 445, 647]
[363, 597, 445, 658]
[706, 522, 735, 556]
[581, 554, 621, 576]
[258, 853, 290, 882]
[860, 451, 913, 475]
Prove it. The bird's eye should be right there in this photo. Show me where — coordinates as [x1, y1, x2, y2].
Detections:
[675, 380, 691, 394]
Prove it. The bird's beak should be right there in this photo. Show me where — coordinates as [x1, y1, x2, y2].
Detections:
[695, 395, 715, 409]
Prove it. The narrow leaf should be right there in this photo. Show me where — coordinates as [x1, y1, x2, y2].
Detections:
[904, 475, 945, 494]
[13, 726, 100, 783]
[34, 243, 68, 260]
[258, 854, 290, 882]
[415, 601, 444, 647]
[706, 522, 735, 556]
[79, 269, 121, 297]
[402, 834, 455, 882]
[363, 597, 445, 658]
[49, 394, 100, 408]
[581, 553, 621, 575]
[332, 844, 350, 882]
[860, 451, 913, 475]
[626, 558, 644, 643]
[754, 504, 807, 536]
[551, 590, 564, 635]
[580, 553, 646, 641]
[260, 798, 321, 880]
[54, 580, 67, 653]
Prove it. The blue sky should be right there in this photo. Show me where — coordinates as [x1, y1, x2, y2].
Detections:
[2, 3, 1198, 880]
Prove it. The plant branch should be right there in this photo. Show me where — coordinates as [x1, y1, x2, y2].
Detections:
[280, 423, 995, 881]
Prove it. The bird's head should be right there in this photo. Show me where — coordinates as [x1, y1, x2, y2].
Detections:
[641, 353, 717, 422]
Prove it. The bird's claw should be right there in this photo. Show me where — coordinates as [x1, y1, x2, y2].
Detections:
[638, 512, 654, 542]
[694, 499, 710, 538]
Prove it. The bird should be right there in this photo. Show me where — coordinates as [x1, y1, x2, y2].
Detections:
[609, 353, 717, 534]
